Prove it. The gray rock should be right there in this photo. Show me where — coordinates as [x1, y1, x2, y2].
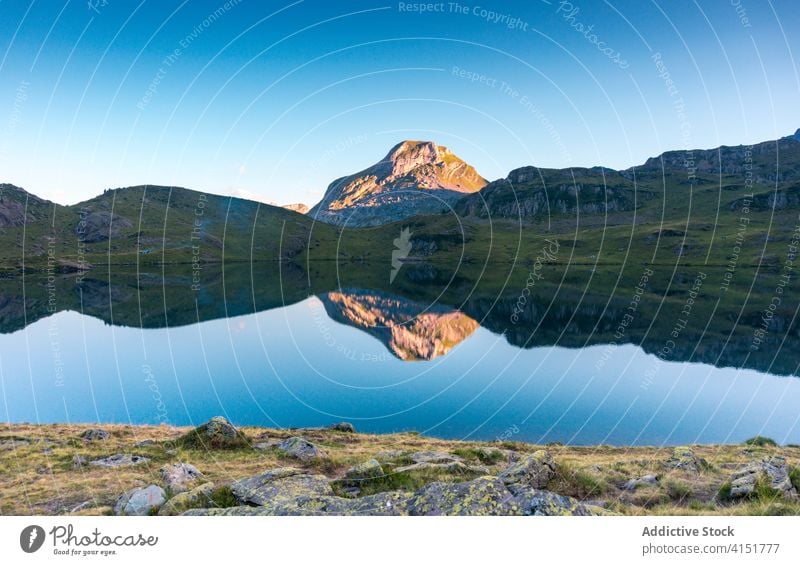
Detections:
[512, 486, 609, 516]
[728, 456, 797, 499]
[158, 483, 215, 516]
[160, 462, 203, 493]
[623, 474, 659, 491]
[80, 428, 110, 441]
[72, 455, 88, 469]
[407, 476, 520, 516]
[113, 485, 166, 516]
[410, 451, 462, 465]
[341, 459, 384, 486]
[276, 436, 327, 461]
[90, 454, 149, 468]
[231, 467, 333, 506]
[328, 422, 355, 433]
[180, 416, 248, 449]
[184, 491, 413, 516]
[135, 439, 155, 447]
[498, 450, 555, 489]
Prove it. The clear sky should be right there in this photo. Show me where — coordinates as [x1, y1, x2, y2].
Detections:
[1, 0, 798, 205]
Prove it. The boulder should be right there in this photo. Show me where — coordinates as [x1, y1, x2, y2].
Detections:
[113, 485, 166, 516]
[664, 447, 707, 473]
[498, 450, 555, 489]
[90, 454, 149, 468]
[276, 437, 327, 461]
[231, 467, 333, 506]
[179, 416, 248, 449]
[160, 462, 203, 493]
[183, 490, 413, 516]
[728, 456, 797, 499]
[328, 422, 356, 433]
[623, 474, 659, 491]
[80, 429, 110, 441]
[341, 459, 384, 486]
[407, 477, 520, 516]
[158, 483, 215, 516]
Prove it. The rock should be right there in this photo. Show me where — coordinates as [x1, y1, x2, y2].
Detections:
[410, 451, 462, 465]
[158, 483, 215, 516]
[90, 454, 149, 468]
[512, 487, 610, 516]
[179, 416, 248, 449]
[160, 462, 203, 493]
[276, 436, 327, 461]
[232, 468, 333, 506]
[623, 474, 659, 491]
[184, 491, 413, 517]
[135, 439, 155, 447]
[664, 447, 707, 473]
[395, 460, 480, 475]
[407, 476, 519, 516]
[69, 501, 93, 514]
[328, 422, 355, 433]
[341, 459, 384, 486]
[727, 456, 797, 500]
[498, 450, 555, 489]
[113, 485, 166, 516]
[72, 455, 88, 469]
[80, 428, 110, 441]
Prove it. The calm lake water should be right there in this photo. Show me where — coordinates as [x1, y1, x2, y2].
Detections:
[2, 271, 799, 445]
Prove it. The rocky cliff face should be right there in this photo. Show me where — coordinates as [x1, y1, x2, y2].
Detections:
[0, 183, 52, 227]
[309, 141, 486, 226]
[319, 289, 479, 360]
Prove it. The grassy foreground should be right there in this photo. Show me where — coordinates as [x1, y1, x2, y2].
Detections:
[1, 423, 799, 516]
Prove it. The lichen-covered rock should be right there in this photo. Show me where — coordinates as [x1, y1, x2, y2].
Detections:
[407, 476, 520, 516]
[113, 485, 165, 516]
[90, 454, 149, 468]
[232, 467, 333, 506]
[664, 447, 707, 473]
[160, 462, 203, 493]
[158, 483, 214, 516]
[498, 450, 555, 489]
[80, 429, 110, 441]
[328, 422, 355, 433]
[728, 456, 797, 499]
[179, 416, 248, 449]
[341, 459, 384, 486]
[512, 486, 610, 516]
[276, 436, 327, 461]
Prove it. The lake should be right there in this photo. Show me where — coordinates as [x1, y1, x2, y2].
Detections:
[0, 262, 798, 445]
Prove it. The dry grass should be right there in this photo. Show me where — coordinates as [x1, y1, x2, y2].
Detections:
[1, 423, 799, 516]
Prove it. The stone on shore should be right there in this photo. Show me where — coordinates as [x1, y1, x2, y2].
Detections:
[113, 485, 166, 516]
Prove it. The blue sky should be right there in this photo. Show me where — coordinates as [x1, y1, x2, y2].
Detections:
[0, 0, 798, 205]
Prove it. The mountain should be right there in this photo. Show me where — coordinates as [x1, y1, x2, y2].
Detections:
[283, 203, 309, 214]
[309, 140, 487, 226]
[319, 289, 479, 360]
[457, 130, 800, 220]
[0, 184, 350, 270]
